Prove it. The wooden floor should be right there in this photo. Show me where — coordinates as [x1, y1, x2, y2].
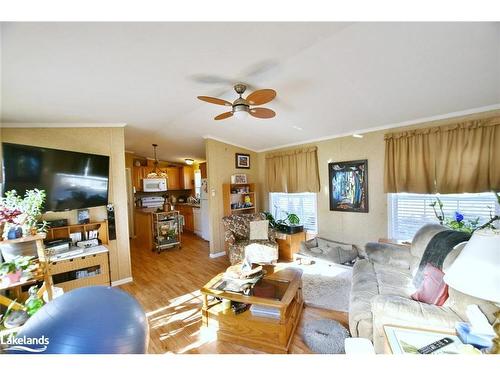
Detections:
[120, 232, 348, 354]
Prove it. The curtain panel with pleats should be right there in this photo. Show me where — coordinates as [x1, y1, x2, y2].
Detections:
[266, 146, 320, 193]
[384, 116, 500, 194]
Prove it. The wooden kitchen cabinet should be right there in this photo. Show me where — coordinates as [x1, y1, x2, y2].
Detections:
[177, 205, 194, 232]
[166, 167, 181, 190]
[199, 162, 207, 179]
[132, 166, 149, 191]
[180, 166, 194, 190]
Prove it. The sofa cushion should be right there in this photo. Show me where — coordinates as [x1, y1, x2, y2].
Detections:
[372, 263, 415, 298]
[300, 237, 358, 264]
[371, 294, 463, 353]
[409, 224, 448, 272]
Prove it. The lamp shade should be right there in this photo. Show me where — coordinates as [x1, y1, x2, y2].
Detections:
[443, 229, 500, 304]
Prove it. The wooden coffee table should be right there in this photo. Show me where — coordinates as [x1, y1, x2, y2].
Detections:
[201, 266, 303, 353]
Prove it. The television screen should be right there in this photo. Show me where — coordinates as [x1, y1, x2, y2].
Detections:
[2, 143, 110, 212]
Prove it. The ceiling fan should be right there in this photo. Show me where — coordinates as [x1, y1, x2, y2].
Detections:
[197, 84, 276, 120]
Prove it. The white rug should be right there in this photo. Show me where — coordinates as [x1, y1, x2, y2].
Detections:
[291, 261, 352, 312]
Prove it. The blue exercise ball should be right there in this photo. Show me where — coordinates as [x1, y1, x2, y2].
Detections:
[12, 286, 148, 354]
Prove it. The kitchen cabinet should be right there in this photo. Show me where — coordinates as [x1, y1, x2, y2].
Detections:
[132, 166, 149, 192]
[166, 167, 181, 190]
[199, 162, 207, 179]
[177, 205, 194, 232]
[180, 166, 194, 190]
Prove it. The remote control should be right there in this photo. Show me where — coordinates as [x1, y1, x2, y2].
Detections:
[417, 337, 454, 354]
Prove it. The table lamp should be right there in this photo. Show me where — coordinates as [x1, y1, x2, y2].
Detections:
[443, 228, 500, 354]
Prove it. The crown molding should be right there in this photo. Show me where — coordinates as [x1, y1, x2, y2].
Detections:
[203, 135, 258, 152]
[0, 122, 127, 128]
[256, 104, 500, 152]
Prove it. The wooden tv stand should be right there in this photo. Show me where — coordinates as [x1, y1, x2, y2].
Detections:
[44, 221, 111, 292]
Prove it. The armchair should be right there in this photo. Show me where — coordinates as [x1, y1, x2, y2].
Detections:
[221, 213, 278, 265]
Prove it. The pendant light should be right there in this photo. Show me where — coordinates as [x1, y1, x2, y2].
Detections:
[147, 144, 167, 178]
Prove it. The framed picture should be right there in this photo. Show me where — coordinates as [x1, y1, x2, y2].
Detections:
[235, 153, 250, 169]
[328, 159, 368, 213]
[231, 173, 248, 184]
[77, 208, 90, 224]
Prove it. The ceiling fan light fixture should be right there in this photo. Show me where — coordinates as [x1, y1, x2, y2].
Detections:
[185, 158, 194, 165]
[232, 104, 249, 119]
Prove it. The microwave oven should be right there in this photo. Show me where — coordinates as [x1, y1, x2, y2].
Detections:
[143, 178, 167, 192]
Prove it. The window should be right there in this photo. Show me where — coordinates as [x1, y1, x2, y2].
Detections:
[269, 192, 318, 233]
[389, 192, 499, 240]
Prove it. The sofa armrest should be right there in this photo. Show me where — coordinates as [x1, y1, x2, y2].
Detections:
[299, 237, 317, 252]
[364, 242, 413, 270]
[224, 230, 236, 246]
[370, 294, 463, 353]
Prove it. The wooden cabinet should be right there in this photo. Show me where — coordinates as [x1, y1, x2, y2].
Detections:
[166, 167, 180, 190]
[199, 162, 207, 179]
[177, 205, 194, 232]
[276, 231, 306, 261]
[180, 166, 194, 190]
[132, 166, 149, 192]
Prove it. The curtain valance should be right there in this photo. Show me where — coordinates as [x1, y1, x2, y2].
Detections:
[266, 146, 320, 193]
[384, 116, 500, 193]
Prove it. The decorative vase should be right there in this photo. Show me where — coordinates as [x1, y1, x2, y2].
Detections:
[7, 226, 23, 240]
[6, 269, 22, 284]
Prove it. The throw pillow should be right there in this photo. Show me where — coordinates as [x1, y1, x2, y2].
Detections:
[411, 263, 449, 306]
[249, 220, 269, 241]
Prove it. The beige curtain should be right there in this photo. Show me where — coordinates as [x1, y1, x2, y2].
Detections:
[384, 116, 500, 193]
[266, 146, 320, 193]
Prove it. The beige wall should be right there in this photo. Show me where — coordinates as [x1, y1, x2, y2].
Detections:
[260, 109, 500, 248]
[1, 127, 132, 283]
[205, 138, 259, 254]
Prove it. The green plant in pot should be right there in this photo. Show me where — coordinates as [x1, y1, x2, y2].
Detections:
[264, 208, 303, 234]
[0, 256, 35, 285]
[0, 189, 47, 240]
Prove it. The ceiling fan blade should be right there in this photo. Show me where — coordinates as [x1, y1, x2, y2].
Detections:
[246, 89, 277, 105]
[197, 96, 232, 106]
[214, 111, 233, 120]
[249, 107, 276, 119]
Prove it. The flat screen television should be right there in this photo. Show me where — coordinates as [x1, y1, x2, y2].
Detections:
[2, 143, 110, 212]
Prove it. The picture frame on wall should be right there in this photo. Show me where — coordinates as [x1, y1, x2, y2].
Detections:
[328, 159, 369, 213]
[77, 208, 90, 224]
[231, 173, 248, 184]
[235, 153, 250, 169]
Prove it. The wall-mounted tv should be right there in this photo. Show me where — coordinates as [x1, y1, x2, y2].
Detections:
[2, 143, 110, 212]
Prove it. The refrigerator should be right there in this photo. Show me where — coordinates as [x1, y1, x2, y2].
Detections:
[200, 178, 210, 241]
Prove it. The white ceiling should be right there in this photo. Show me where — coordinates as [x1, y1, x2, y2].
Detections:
[1, 22, 500, 162]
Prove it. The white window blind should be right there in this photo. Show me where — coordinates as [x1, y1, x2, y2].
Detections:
[389, 192, 499, 240]
[269, 192, 318, 233]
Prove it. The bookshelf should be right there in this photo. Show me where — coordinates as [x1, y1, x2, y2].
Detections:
[223, 183, 257, 216]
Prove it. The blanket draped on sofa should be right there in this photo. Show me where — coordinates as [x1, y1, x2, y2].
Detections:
[413, 230, 470, 287]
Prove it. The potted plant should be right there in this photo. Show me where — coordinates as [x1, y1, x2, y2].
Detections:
[0, 256, 35, 285]
[264, 209, 304, 234]
[0, 189, 47, 240]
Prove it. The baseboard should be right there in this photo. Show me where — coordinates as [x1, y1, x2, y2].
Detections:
[209, 251, 226, 259]
[111, 277, 134, 286]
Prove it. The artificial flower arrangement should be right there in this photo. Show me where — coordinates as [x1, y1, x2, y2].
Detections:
[0, 189, 48, 240]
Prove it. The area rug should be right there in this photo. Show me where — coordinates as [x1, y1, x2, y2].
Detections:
[303, 318, 351, 354]
[294, 261, 352, 312]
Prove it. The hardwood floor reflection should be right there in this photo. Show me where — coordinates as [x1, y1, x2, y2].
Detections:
[120, 232, 348, 354]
